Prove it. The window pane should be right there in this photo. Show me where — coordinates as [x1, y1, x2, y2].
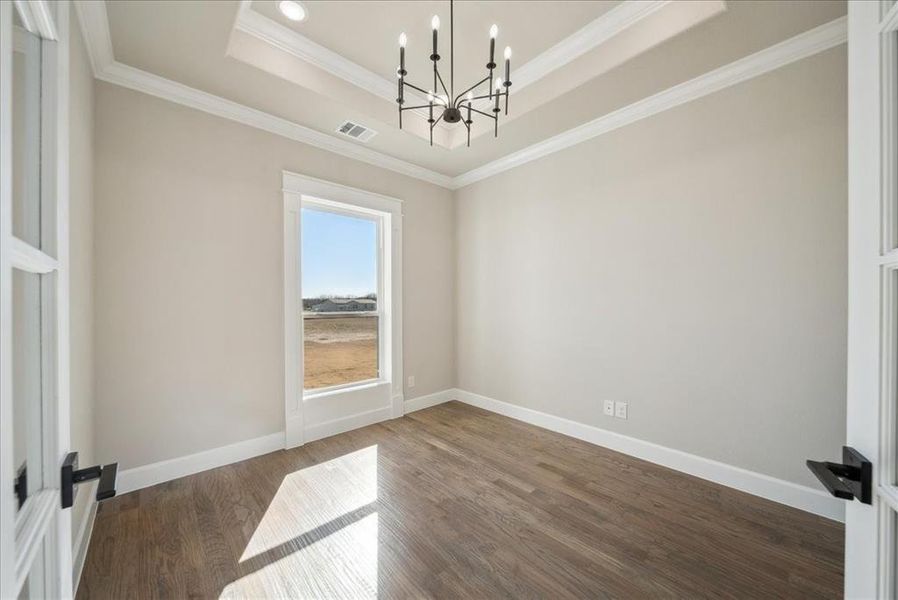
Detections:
[301, 208, 379, 390]
[12, 269, 43, 510]
[881, 31, 898, 252]
[890, 268, 898, 487]
[12, 25, 42, 248]
[303, 315, 378, 390]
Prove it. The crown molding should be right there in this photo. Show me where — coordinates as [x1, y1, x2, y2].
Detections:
[73, 0, 454, 189]
[73, 0, 113, 76]
[233, 0, 672, 145]
[231, 0, 448, 134]
[512, 0, 670, 91]
[99, 61, 455, 188]
[233, 1, 397, 104]
[75, 0, 845, 192]
[235, 0, 671, 101]
[451, 15, 848, 189]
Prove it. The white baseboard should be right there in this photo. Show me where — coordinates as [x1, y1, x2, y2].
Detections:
[114, 387, 841, 522]
[304, 406, 393, 443]
[72, 490, 98, 592]
[452, 388, 845, 522]
[116, 405, 394, 495]
[117, 432, 285, 494]
[404, 389, 456, 413]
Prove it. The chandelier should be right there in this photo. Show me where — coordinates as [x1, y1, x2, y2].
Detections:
[395, 0, 512, 147]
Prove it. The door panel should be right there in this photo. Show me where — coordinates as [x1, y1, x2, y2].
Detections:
[845, 1, 898, 597]
[12, 268, 43, 508]
[1, 1, 72, 598]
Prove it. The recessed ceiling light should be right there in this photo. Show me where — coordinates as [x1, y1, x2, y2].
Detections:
[278, 0, 307, 22]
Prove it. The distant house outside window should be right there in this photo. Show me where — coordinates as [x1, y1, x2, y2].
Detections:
[301, 207, 380, 390]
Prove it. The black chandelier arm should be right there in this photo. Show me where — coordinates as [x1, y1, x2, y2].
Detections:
[401, 80, 432, 97]
[431, 111, 445, 129]
[450, 0, 455, 99]
[399, 104, 434, 112]
[434, 68, 451, 99]
[467, 106, 497, 121]
[466, 90, 506, 103]
[453, 75, 491, 107]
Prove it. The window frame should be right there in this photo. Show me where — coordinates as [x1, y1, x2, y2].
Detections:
[282, 172, 403, 449]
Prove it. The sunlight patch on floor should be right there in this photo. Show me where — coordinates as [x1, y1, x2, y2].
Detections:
[221, 512, 379, 598]
[220, 445, 379, 598]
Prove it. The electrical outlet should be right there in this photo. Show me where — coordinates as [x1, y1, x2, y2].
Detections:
[615, 401, 628, 420]
[407, 375, 416, 388]
[603, 400, 614, 416]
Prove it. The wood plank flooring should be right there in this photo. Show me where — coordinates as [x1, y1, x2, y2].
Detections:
[77, 401, 843, 599]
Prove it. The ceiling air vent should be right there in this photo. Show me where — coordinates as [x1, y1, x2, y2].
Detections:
[336, 120, 377, 143]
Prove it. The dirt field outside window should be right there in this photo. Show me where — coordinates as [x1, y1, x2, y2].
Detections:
[303, 315, 378, 389]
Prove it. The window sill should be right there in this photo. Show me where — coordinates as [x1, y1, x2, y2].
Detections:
[303, 378, 388, 400]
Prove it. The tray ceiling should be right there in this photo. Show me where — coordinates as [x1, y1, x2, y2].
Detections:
[96, 0, 846, 182]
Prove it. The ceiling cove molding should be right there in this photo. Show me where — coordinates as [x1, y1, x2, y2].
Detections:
[75, 0, 845, 192]
[512, 0, 670, 91]
[446, 0, 675, 149]
[99, 62, 455, 188]
[231, 1, 448, 134]
[73, 0, 114, 76]
[451, 15, 848, 189]
[72, 0, 454, 189]
[233, 1, 399, 104]
[233, 0, 671, 112]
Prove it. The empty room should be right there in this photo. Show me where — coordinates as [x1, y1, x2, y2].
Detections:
[2, 0, 893, 598]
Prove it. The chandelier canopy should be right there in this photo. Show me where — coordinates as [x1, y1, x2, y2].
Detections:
[395, 0, 512, 147]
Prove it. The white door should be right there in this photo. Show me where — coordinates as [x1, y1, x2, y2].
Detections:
[845, 1, 898, 597]
[0, 1, 73, 598]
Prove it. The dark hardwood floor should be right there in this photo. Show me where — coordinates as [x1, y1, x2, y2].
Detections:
[77, 401, 843, 599]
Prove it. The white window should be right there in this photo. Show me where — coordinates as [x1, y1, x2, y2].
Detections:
[283, 173, 403, 448]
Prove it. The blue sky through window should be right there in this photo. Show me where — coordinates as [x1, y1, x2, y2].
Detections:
[301, 208, 377, 298]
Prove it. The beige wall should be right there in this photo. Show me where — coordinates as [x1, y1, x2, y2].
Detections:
[90, 36, 847, 490]
[93, 83, 455, 470]
[69, 13, 96, 547]
[454, 47, 847, 488]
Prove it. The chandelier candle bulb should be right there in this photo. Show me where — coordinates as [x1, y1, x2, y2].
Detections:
[489, 24, 497, 66]
[431, 15, 439, 57]
[494, 78, 502, 111]
[504, 46, 511, 84]
[399, 33, 406, 73]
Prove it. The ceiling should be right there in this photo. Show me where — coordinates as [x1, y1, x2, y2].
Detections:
[251, 1, 617, 92]
[100, 0, 847, 182]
